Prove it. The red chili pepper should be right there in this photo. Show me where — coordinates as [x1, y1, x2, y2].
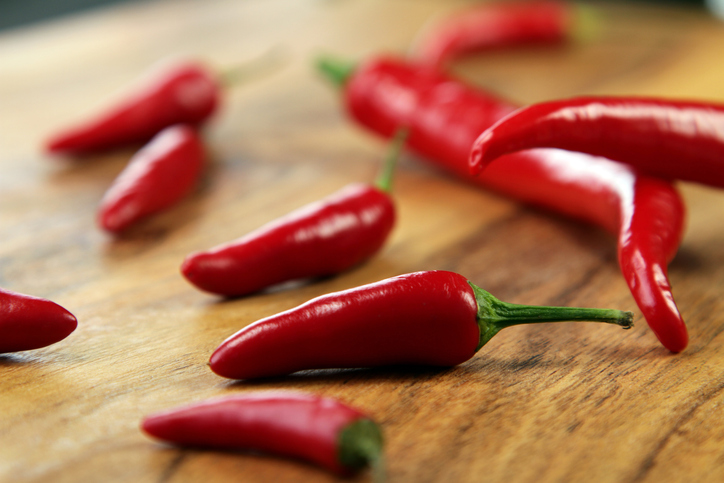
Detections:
[45, 60, 219, 155]
[97, 124, 205, 234]
[180, 130, 405, 297]
[411, 0, 579, 67]
[141, 391, 384, 478]
[0, 287, 77, 353]
[317, 56, 689, 352]
[469, 96, 724, 188]
[210, 270, 632, 379]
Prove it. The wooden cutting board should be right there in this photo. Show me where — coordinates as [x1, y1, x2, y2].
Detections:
[2, 1, 724, 482]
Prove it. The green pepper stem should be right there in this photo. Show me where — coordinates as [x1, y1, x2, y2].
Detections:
[316, 56, 356, 88]
[469, 282, 634, 351]
[338, 418, 385, 482]
[375, 128, 409, 193]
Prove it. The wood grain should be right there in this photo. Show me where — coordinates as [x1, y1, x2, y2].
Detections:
[2, 1, 724, 482]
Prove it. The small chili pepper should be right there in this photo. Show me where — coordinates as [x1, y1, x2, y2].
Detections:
[0, 287, 77, 353]
[411, 0, 583, 67]
[318, 56, 689, 352]
[141, 391, 384, 478]
[45, 60, 219, 155]
[97, 124, 205, 234]
[45, 48, 288, 156]
[210, 270, 632, 379]
[180, 130, 406, 297]
[469, 96, 724, 188]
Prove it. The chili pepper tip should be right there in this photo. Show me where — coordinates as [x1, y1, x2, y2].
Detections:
[468, 129, 495, 176]
[0, 288, 78, 353]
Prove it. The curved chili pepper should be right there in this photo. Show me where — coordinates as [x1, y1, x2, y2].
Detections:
[411, 0, 579, 67]
[0, 287, 77, 353]
[210, 270, 632, 379]
[141, 391, 384, 478]
[469, 96, 724, 188]
[180, 131, 405, 297]
[318, 56, 688, 352]
[97, 124, 205, 234]
[45, 60, 219, 155]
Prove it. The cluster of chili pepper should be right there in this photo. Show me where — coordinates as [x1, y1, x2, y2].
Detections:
[389, 1, 721, 353]
[22, 0, 718, 478]
[4, 60, 235, 354]
[148, 1, 672, 476]
[38, 51, 400, 478]
[315, 55, 690, 353]
[45, 60, 221, 234]
[140, 3, 632, 472]
[418, 8, 723, 352]
[45, 51, 293, 235]
[3, 60, 222, 355]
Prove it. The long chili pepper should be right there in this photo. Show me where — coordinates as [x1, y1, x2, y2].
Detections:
[209, 270, 632, 379]
[469, 96, 724, 188]
[317, 56, 689, 352]
[180, 130, 406, 297]
[141, 391, 384, 478]
[0, 287, 77, 353]
[45, 48, 288, 156]
[411, 0, 582, 67]
[97, 124, 205, 234]
[45, 60, 219, 155]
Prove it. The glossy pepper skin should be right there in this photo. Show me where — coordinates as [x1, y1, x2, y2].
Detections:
[319, 56, 688, 352]
[46, 61, 219, 155]
[469, 96, 724, 188]
[141, 391, 384, 476]
[0, 287, 77, 353]
[182, 184, 394, 296]
[97, 124, 205, 234]
[210, 270, 632, 380]
[412, 0, 575, 67]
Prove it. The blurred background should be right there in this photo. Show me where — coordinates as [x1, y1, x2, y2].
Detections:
[0, 0, 722, 31]
[0, 0, 126, 30]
